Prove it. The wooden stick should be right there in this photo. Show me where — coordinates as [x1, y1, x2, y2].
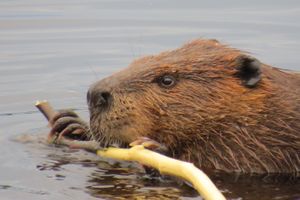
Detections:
[35, 100, 57, 122]
[97, 146, 226, 200]
[35, 100, 226, 200]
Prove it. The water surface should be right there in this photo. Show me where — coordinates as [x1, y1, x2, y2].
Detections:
[0, 0, 299, 199]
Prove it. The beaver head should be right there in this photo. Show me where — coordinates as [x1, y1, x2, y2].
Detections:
[87, 39, 300, 174]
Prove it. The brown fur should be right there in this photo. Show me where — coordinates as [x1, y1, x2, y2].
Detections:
[88, 39, 300, 175]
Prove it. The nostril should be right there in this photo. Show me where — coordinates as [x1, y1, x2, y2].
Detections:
[87, 80, 113, 110]
[99, 91, 111, 106]
[87, 90, 91, 103]
[88, 89, 112, 110]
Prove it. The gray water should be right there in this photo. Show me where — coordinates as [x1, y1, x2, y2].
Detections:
[0, 0, 299, 199]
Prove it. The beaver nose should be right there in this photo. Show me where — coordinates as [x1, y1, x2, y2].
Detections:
[87, 88, 112, 110]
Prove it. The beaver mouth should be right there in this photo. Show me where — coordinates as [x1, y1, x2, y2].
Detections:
[87, 87, 143, 147]
[89, 109, 136, 148]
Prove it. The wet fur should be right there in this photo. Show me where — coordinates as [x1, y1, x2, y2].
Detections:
[89, 39, 300, 175]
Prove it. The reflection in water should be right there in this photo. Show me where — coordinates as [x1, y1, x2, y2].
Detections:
[87, 170, 182, 200]
[38, 147, 200, 199]
[86, 167, 201, 200]
[211, 173, 300, 200]
[0, 184, 49, 196]
[38, 147, 299, 200]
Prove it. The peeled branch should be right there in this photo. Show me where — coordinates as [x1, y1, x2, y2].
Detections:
[35, 100, 226, 200]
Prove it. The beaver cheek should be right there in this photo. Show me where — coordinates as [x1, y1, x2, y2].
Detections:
[118, 126, 142, 143]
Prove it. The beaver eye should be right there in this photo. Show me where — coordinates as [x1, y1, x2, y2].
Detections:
[158, 75, 176, 88]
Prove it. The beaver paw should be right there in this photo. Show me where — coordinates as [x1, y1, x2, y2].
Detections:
[130, 137, 169, 177]
[49, 110, 89, 142]
[130, 137, 193, 188]
[130, 137, 168, 154]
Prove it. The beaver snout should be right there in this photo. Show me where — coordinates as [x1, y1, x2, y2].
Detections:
[87, 87, 112, 111]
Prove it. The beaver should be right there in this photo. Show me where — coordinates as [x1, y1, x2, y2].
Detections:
[50, 39, 300, 175]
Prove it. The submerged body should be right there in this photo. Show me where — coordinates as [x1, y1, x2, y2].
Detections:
[52, 39, 300, 175]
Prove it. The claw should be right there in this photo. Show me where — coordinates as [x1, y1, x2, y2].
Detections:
[130, 137, 152, 147]
[52, 117, 82, 133]
[130, 137, 168, 154]
[47, 110, 89, 143]
[141, 140, 162, 149]
[58, 124, 87, 141]
[50, 110, 78, 125]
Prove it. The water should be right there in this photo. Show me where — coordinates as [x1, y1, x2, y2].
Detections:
[0, 0, 299, 199]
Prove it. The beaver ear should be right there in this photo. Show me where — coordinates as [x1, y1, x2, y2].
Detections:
[235, 55, 262, 88]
